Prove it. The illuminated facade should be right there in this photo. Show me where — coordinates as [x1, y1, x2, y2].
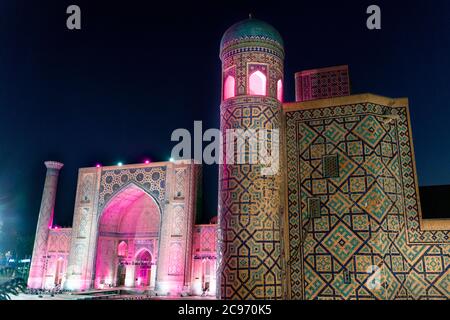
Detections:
[29, 18, 450, 300]
[28, 160, 217, 297]
[217, 18, 450, 300]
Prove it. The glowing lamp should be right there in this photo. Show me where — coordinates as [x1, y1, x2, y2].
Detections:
[117, 162, 123, 166]
[96, 164, 102, 168]
[144, 160, 150, 164]
[169, 158, 175, 162]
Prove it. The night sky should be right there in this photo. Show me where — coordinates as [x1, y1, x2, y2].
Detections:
[0, 0, 449, 253]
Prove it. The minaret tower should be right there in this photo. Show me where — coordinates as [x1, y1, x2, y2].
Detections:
[218, 18, 284, 299]
[28, 161, 64, 289]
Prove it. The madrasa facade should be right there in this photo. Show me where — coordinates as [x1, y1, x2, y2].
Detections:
[28, 18, 450, 300]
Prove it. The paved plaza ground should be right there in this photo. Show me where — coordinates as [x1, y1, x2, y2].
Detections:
[10, 288, 216, 300]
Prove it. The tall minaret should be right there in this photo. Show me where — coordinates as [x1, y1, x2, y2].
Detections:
[218, 18, 284, 299]
[28, 161, 64, 289]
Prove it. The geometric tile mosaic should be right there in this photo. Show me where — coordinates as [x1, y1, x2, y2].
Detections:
[323, 223, 364, 265]
[358, 183, 392, 223]
[220, 94, 283, 300]
[353, 114, 386, 148]
[285, 100, 450, 300]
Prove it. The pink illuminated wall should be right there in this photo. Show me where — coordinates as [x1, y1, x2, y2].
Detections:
[248, 71, 266, 96]
[42, 228, 71, 289]
[190, 224, 217, 296]
[224, 75, 235, 100]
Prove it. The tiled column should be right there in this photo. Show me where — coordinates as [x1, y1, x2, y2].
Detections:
[218, 19, 285, 299]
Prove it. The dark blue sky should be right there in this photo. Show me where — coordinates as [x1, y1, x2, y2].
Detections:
[0, 0, 449, 251]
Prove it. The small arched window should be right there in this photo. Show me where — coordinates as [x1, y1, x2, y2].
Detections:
[248, 71, 267, 96]
[223, 75, 235, 100]
[277, 79, 283, 102]
[117, 241, 128, 257]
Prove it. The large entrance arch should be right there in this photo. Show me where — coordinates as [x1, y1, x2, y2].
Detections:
[94, 184, 161, 289]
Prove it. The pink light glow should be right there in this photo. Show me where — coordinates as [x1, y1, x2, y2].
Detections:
[277, 79, 283, 102]
[96, 164, 102, 168]
[249, 71, 266, 96]
[224, 75, 235, 100]
[144, 160, 150, 164]
[135, 249, 151, 287]
[94, 184, 160, 289]
[118, 241, 128, 257]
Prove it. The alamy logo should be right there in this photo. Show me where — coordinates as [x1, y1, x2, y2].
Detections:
[66, 5, 81, 30]
[367, 5, 381, 30]
[171, 121, 279, 176]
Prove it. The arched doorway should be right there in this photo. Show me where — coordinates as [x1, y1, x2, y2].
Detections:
[116, 241, 128, 286]
[134, 249, 152, 287]
[94, 184, 161, 289]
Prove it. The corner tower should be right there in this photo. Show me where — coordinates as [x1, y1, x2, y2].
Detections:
[218, 18, 284, 299]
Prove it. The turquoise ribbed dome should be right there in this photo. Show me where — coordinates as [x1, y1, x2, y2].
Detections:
[220, 18, 284, 49]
